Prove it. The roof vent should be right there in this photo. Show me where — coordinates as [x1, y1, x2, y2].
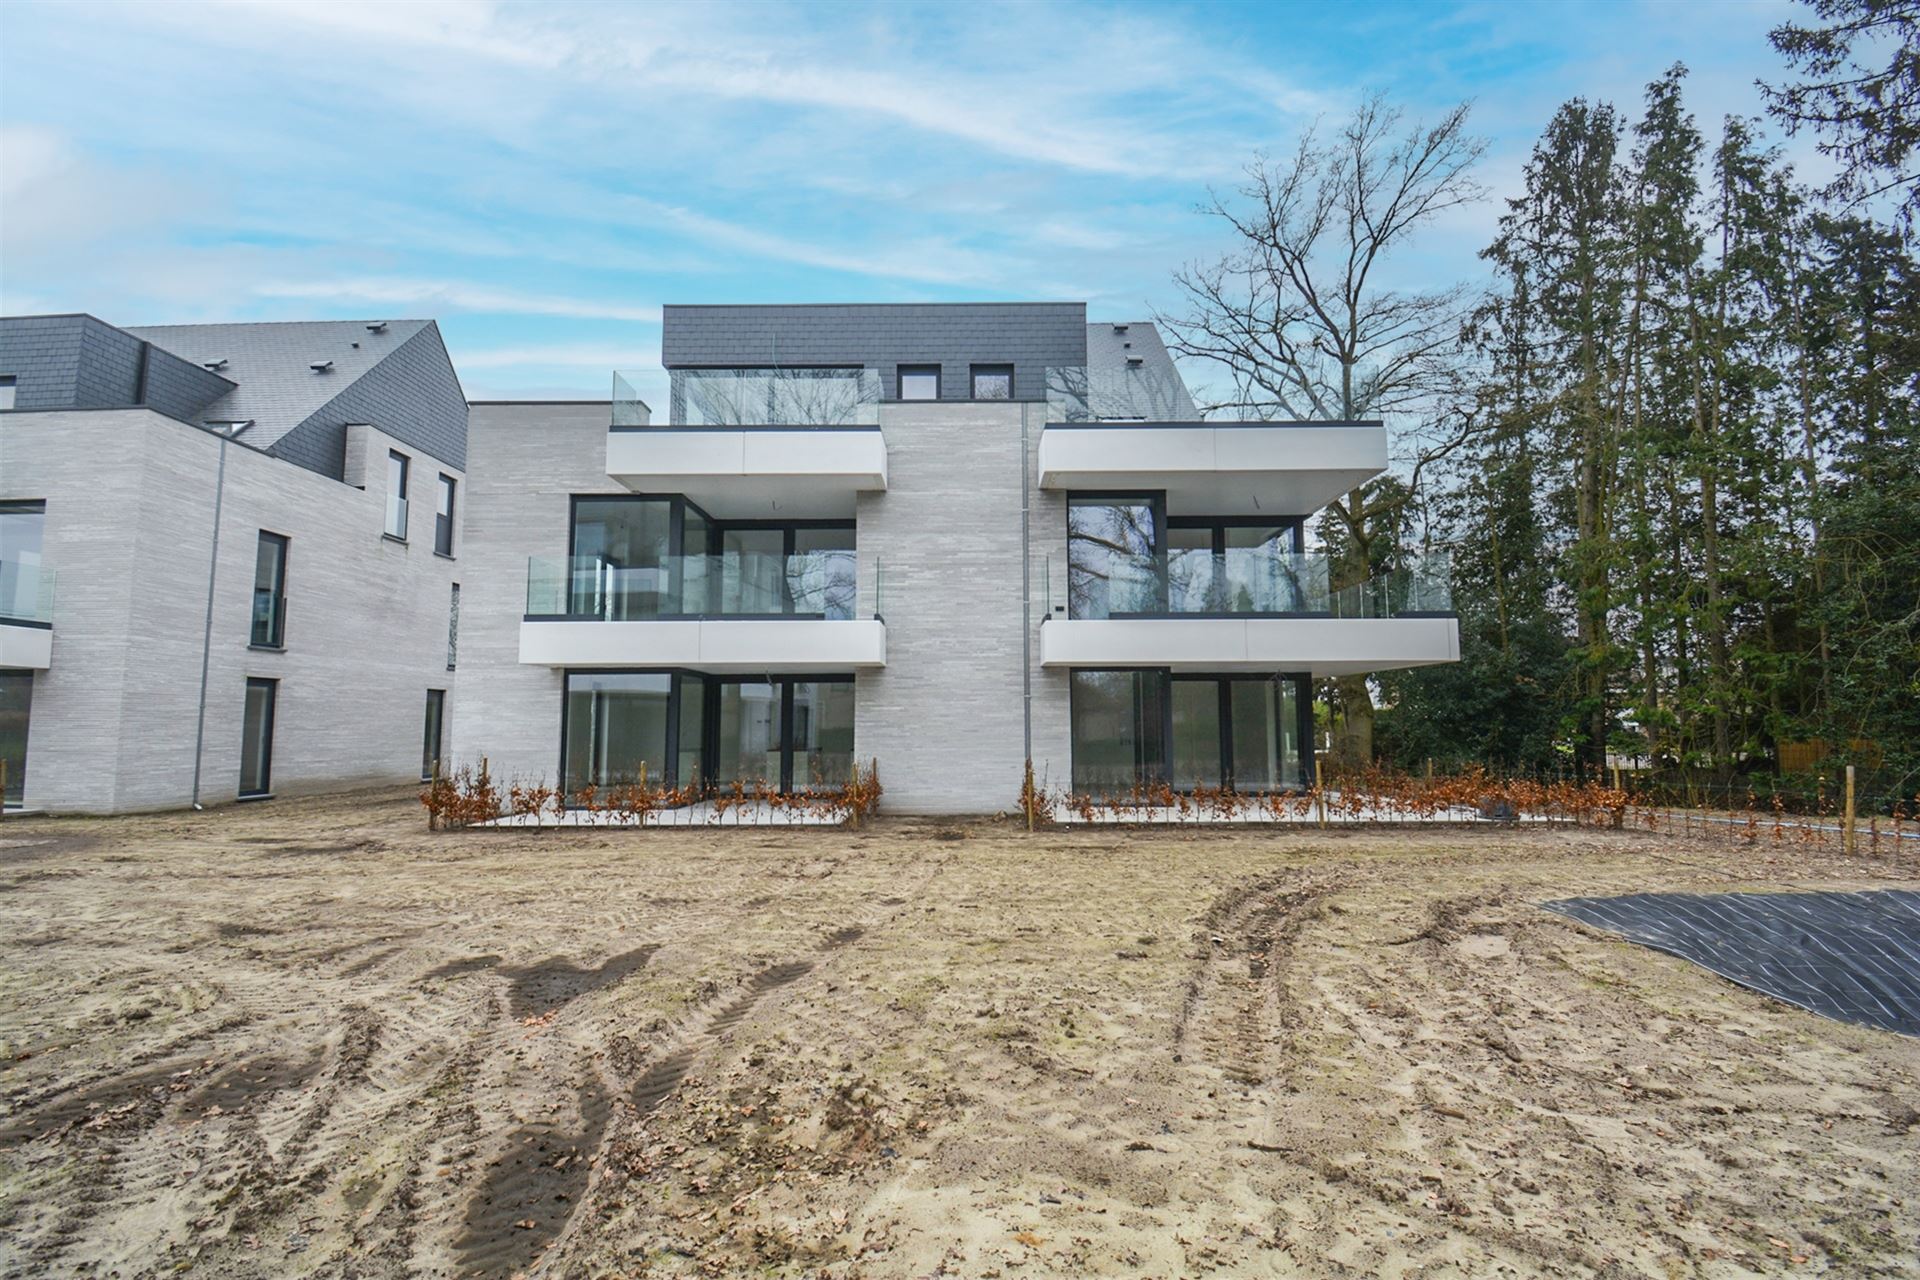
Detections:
[365, 321, 388, 334]
[1125, 355, 1145, 367]
[202, 358, 228, 372]
[1112, 324, 1129, 334]
[309, 360, 335, 373]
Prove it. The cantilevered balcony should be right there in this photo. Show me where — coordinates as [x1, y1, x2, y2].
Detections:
[1039, 367, 1387, 515]
[1038, 548, 1457, 676]
[519, 551, 886, 671]
[605, 369, 888, 519]
[0, 562, 53, 670]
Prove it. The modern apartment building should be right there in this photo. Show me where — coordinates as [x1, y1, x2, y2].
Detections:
[452, 302, 1458, 814]
[0, 314, 467, 813]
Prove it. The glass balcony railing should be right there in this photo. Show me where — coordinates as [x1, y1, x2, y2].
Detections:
[1045, 365, 1200, 423]
[527, 551, 881, 621]
[1045, 549, 1451, 620]
[0, 561, 54, 625]
[655, 367, 884, 428]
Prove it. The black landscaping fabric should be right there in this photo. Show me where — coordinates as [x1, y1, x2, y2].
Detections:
[1541, 890, 1920, 1038]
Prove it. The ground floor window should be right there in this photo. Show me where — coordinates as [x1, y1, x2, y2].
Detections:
[561, 671, 854, 797]
[0, 670, 30, 807]
[422, 689, 446, 781]
[1070, 670, 1308, 795]
[240, 678, 277, 798]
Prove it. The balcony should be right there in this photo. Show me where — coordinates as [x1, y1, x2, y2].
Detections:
[519, 552, 886, 672]
[606, 369, 887, 519]
[1038, 549, 1458, 676]
[0, 562, 53, 670]
[1039, 367, 1387, 516]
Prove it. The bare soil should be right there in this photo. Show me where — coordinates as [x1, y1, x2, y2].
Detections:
[1, 791, 1917, 1278]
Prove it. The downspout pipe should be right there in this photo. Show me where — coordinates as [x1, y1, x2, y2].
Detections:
[189, 427, 238, 809]
[1021, 405, 1032, 765]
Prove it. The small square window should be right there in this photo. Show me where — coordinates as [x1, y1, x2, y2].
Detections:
[897, 364, 940, 401]
[971, 364, 1013, 400]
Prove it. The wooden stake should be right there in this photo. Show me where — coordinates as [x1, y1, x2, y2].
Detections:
[1315, 758, 1327, 829]
[1844, 764, 1857, 856]
[1, 757, 8, 822]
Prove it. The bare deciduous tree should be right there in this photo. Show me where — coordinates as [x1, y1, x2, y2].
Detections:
[1158, 94, 1488, 763]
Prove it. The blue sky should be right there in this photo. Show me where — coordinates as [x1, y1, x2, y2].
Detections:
[0, 0, 1817, 407]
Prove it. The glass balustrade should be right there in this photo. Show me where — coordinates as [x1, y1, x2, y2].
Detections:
[0, 562, 54, 625]
[527, 551, 867, 620]
[647, 367, 884, 427]
[1046, 549, 1451, 620]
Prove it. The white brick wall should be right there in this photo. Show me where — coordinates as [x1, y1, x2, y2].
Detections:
[3, 409, 462, 813]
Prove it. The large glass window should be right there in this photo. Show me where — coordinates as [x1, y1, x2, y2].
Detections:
[563, 672, 672, 793]
[1069, 670, 1166, 793]
[1068, 496, 1159, 619]
[422, 689, 446, 781]
[570, 497, 674, 618]
[0, 500, 47, 623]
[557, 672, 854, 800]
[713, 681, 782, 786]
[447, 583, 460, 671]
[385, 451, 410, 539]
[791, 680, 856, 787]
[0, 670, 30, 808]
[1170, 679, 1223, 791]
[240, 678, 276, 798]
[435, 475, 456, 556]
[1071, 671, 1309, 795]
[251, 531, 288, 648]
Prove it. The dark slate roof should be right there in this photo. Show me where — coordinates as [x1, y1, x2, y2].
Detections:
[1086, 321, 1199, 420]
[128, 319, 433, 449]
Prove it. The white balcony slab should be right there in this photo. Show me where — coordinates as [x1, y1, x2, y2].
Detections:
[519, 618, 886, 671]
[605, 427, 887, 519]
[1039, 615, 1458, 676]
[0, 621, 52, 670]
[1038, 421, 1387, 516]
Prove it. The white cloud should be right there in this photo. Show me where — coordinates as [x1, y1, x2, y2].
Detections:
[253, 277, 663, 322]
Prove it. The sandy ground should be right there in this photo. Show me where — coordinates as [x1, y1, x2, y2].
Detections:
[1, 792, 1917, 1279]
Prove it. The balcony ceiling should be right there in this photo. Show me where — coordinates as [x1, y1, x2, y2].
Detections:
[1039, 421, 1387, 517]
[606, 427, 885, 519]
[1039, 616, 1459, 677]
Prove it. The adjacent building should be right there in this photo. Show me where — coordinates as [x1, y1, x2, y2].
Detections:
[0, 314, 467, 812]
[453, 303, 1458, 815]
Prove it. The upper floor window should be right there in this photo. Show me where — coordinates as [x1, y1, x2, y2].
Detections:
[0, 499, 47, 624]
[251, 531, 288, 648]
[435, 474, 456, 556]
[0, 375, 16, 411]
[385, 450, 410, 540]
[897, 364, 939, 401]
[971, 364, 1014, 400]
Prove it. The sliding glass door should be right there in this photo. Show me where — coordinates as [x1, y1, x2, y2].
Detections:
[560, 671, 855, 798]
[1070, 671, 1310, 795]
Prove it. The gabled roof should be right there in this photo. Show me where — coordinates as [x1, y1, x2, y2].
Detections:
[1086, 321, 1199, 420]
[126, 318, 433, 450]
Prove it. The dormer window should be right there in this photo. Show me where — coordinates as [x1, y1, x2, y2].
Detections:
[898, 365, 939, 401]
[971, 364, 1014, 400]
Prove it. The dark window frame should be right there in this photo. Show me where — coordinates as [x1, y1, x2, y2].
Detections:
[422, 688, 446, 781]
[239, 677, 277, 799]
[557, 668, 855, 798]
[385, 449, 410, 541]
[896, 364, 941, 401]
[250, 530, 289, 649]
[969, 363, 1015, 401]
[0, 374, 16, 411]
[556, 494, 855, 621]
[434, 473, 456, 557]
[0, 668, 31, 808]
[0, 499, 48, 627]
[447, 582, 460, 671]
